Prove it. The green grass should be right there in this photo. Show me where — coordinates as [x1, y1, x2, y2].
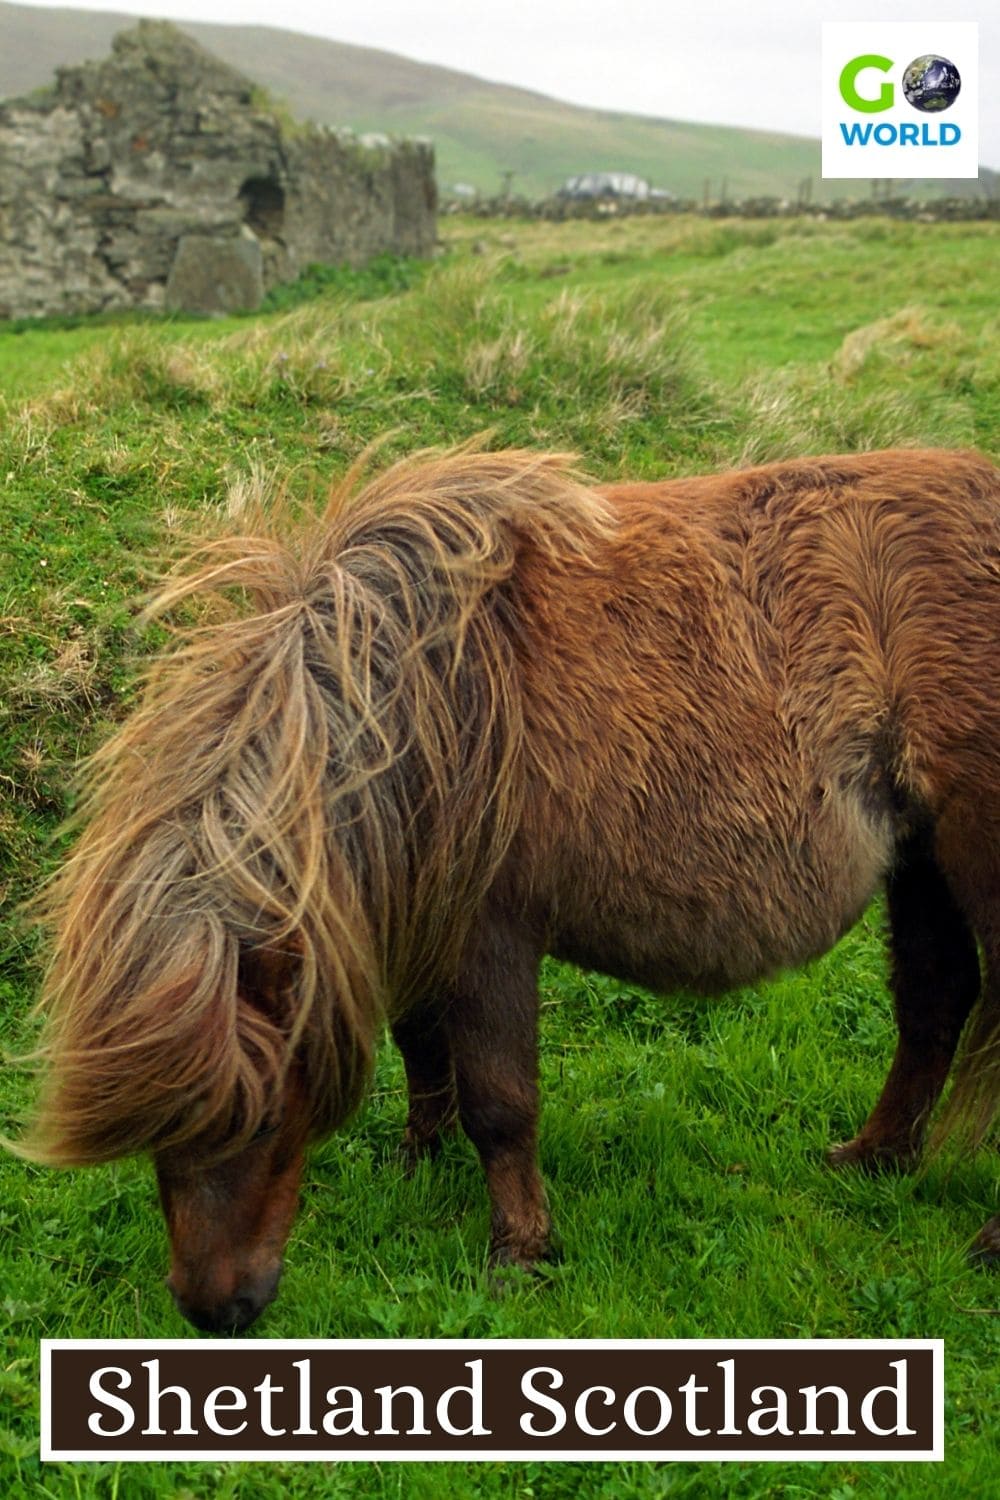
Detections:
[2, 214, 1000, 1497]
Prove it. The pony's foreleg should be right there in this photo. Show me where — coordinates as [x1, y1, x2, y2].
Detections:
[829, 828, 980, 1172]
[392, 1004, 458, 1165]
[447, 922, 551, 1271]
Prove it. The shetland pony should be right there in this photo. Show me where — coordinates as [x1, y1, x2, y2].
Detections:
[17, 445, 1000, 1333]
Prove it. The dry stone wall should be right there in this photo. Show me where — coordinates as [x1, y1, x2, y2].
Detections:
[0, 21, 437, 319]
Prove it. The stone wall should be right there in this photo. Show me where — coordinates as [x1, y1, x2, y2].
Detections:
[0, 21, 437, 319]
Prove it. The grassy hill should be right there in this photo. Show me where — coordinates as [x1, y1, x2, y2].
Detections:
[1, 0, 995, 201]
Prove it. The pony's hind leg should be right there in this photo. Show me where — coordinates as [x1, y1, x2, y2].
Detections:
[447, 918, 551, 1272]
[829, 825, 980, 1172]
[924, 803, 1000, 1267]
[392, 1003, 458, 1166]
[964, 937, 1000, 1264]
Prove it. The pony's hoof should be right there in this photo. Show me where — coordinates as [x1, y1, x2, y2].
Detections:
[969, 1216, 1000, 1268]
[487, 1232, 562, 1294]
[396, 1132, 440, 1175]
[397, 1117, 457, 1174]
[488, 1261, 536, 1297]
[488, 1255, 559, 1298]
[826, 1138, 917, 1174]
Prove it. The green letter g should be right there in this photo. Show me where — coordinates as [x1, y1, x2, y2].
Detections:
[839, 54, 894, 113]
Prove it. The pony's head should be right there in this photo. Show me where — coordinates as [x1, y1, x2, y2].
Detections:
[150, 942, 328, 1332]
[14, 446, 610, 1331]
[155, 1112, 304, 1334]
[154, 945, 314, 1333]
[21, 890, 374, 1331]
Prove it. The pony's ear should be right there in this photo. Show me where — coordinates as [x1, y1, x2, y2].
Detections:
[239, 934, 304, 1018]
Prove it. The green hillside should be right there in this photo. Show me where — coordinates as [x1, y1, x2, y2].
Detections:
[0, 1, 995, 200]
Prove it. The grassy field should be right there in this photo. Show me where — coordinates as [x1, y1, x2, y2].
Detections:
[1, 214, 999, 1497]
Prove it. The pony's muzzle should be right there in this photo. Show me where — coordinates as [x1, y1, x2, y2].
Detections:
[168, 1262, 282, 1334]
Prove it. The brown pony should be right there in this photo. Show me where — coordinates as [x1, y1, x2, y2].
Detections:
[16, 445, 1000, 1332]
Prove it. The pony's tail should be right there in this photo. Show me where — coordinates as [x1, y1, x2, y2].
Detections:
[931, 983, 1000, 1155]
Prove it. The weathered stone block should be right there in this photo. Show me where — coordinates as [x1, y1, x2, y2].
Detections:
[165, 229, 263, 314]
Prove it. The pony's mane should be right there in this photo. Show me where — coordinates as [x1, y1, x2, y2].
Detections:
[19, 447, 613, 1166]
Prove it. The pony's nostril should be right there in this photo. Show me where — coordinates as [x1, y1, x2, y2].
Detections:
[173, 1295, 257, 1334]
[230, 1295, 258, 1331]
[170, 1265, 282, 1334]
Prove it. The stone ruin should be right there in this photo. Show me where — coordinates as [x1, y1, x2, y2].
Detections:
[0, 21, 437, 320]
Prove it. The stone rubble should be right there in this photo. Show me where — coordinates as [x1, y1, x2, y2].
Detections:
[0, 20, 437, 319]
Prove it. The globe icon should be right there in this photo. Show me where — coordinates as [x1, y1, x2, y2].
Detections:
[902, 55, 961, 113]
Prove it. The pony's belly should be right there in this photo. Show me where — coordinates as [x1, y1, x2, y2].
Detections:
[547, 785, 894, 995]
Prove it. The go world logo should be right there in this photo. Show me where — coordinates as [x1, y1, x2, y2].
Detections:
[822, 23, 978, 179]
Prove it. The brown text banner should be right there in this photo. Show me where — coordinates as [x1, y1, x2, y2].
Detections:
[42, 1339, 943, 1461]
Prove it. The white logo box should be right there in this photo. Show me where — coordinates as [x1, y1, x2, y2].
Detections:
[822, 22, 979, 179]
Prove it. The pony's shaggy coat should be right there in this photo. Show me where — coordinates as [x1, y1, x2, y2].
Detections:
[19, 443, 1000, 1322]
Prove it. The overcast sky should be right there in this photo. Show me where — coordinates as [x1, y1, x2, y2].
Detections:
[14, 0, 1000, 164]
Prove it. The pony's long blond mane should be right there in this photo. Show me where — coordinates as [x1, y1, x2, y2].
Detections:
[19, 447, 612, 1166]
